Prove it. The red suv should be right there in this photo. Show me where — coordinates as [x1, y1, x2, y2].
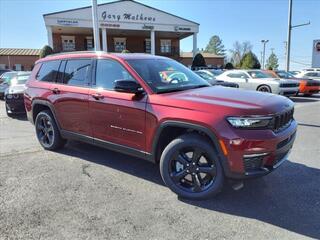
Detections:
[25, 52, 297, 199]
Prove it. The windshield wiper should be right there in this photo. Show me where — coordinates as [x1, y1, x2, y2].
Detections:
[157, 84, 209, 94]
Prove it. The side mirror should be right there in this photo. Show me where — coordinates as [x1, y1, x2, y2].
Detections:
[114, 79, 144, 94]
[241, 76, 249, 82]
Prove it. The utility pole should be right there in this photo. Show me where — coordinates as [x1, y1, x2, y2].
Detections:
[261, 40, 269, 69]
[286, 0, 292, 71]
[92, 0, 100, 51]
[286, 0, 310, 71]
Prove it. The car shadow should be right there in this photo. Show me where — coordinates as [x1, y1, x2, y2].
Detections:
[58, 141, 320, 239]
[10, 113, 28, 121]
[290, 96, 319, 103]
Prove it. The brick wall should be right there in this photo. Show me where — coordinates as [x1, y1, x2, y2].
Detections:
[0, 55, 39, 71]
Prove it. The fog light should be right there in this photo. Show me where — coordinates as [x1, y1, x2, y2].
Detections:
[243, 153, 269, 171]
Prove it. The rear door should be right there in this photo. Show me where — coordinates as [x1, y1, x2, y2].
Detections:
[89, 58, 147, 151]
[50, 59, 92, 137]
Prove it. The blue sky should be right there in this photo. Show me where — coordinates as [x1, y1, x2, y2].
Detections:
[0, 0, 319, 70]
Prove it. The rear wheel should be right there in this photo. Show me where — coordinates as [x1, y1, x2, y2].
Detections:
[35, 110, 66, 150]
[257, 85, 272, 93]
[160, 133, 224, 200]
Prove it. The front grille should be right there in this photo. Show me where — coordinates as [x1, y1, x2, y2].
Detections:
[280, 83, 299, 88]
[271, 108, 294, 132]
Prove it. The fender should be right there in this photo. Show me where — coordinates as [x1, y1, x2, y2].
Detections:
[152, 120, 234, 176]
[31, 99, 61, 130]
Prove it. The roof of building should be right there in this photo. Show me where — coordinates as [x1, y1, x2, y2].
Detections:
[180, 52, 225, 59]
[0, 48, 41, 56]
[43, 0, 199, 25]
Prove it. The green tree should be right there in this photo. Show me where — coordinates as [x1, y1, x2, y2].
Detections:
[204, 35, 226, 56]
[39, 45, 53, 58]
[192, 53, 207, 70]
[266, 52, 279, 70]
[224, 62, 234, 70]
[240, 51, 261, 69]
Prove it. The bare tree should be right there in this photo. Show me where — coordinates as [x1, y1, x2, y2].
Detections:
[229, 41, 253, 67]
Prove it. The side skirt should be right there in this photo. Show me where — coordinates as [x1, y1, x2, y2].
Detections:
[60, 130, 154, 163]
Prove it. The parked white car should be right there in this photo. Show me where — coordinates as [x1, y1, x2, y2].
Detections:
[216, 70, 300, 96]
[294, 71, 320, 80]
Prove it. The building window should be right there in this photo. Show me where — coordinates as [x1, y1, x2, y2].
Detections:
[85, 36, 94, 50]
[160, 39, 171, 53]
[114, 38, 126, 52]
[61, 36, 75, 51]
[145, 39, 151, 53]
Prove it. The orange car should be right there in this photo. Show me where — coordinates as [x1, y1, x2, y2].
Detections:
[265, 70, 320, 96]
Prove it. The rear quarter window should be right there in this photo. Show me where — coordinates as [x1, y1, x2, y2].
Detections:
[36, 60, 61, 82]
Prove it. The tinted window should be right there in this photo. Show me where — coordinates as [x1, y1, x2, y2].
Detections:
[305, 72, 318, 77]
[36, 61, 60, 82]
[95, 59, 134, 90]
[63, 59, 91, 86]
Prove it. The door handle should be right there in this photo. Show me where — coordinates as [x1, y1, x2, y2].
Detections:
[91, 93, 104, 100]
[52, 88, 60, 94]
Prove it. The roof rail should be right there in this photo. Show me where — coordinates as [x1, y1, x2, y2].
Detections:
[46, 51, 107, 57]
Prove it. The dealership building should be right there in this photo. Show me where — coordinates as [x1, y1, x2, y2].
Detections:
[43, 0, 224, 67]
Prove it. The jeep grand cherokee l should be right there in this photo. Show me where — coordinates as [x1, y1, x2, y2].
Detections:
[24, 52, 297, 200]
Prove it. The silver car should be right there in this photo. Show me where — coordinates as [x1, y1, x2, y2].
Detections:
[216, 70, 299, 96]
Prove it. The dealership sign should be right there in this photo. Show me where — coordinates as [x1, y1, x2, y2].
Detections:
[101, 11, 156, 22]
[312, 40, 320, 68]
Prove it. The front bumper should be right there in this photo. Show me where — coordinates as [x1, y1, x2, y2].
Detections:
[278, 87, 299, 96]
[219, 119, 297, 179]
[5, 94, 26, 114]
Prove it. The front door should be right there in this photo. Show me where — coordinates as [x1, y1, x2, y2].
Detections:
[51, 59, 92, 136]
[89, 59, 147, 151]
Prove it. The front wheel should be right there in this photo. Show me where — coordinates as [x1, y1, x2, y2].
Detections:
[257, 85, 272, 93]
[160, 133, 224, 200]
[35, 110, 66, 150]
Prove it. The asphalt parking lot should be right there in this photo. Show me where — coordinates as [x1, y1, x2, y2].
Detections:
[0, 95, 319, 240]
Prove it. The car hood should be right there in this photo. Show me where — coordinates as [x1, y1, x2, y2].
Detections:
[6, 84, 27, 94]
[150, 86, 294, 116]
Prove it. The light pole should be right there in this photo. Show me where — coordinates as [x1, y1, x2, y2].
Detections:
[286, 0, 310, 71]
[92, 0, 100, 51]
[261, 40, 269, 69]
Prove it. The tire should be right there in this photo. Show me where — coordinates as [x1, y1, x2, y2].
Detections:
[35, 110, 66, 150]
[160, 133, 224, 200]
[257, 85, 272, 93]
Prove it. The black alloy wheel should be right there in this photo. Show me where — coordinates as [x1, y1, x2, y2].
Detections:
[160, 133, 224, 200]
[35, 110, 66, 150]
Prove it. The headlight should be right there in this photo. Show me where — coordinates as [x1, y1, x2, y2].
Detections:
[6, 94, 13, 99]
[227, 117, 272, 129]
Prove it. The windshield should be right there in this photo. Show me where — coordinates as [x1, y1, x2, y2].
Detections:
[248, 71, 272, 79]
[209, 69, 223, 76]
[127, 59, 210, 93]
[195, 71, 214, 81]
[0, 72, 17, 84]
[11, 74, 30, 85]
[276, 71, 295, 79]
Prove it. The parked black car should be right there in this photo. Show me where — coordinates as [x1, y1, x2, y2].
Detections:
[5, 72, 30, 117]
[194, 70, 239, 88]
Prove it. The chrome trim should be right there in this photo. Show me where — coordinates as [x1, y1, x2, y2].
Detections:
[273, 151, 290, 169]
[243, 152, 269, 158]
